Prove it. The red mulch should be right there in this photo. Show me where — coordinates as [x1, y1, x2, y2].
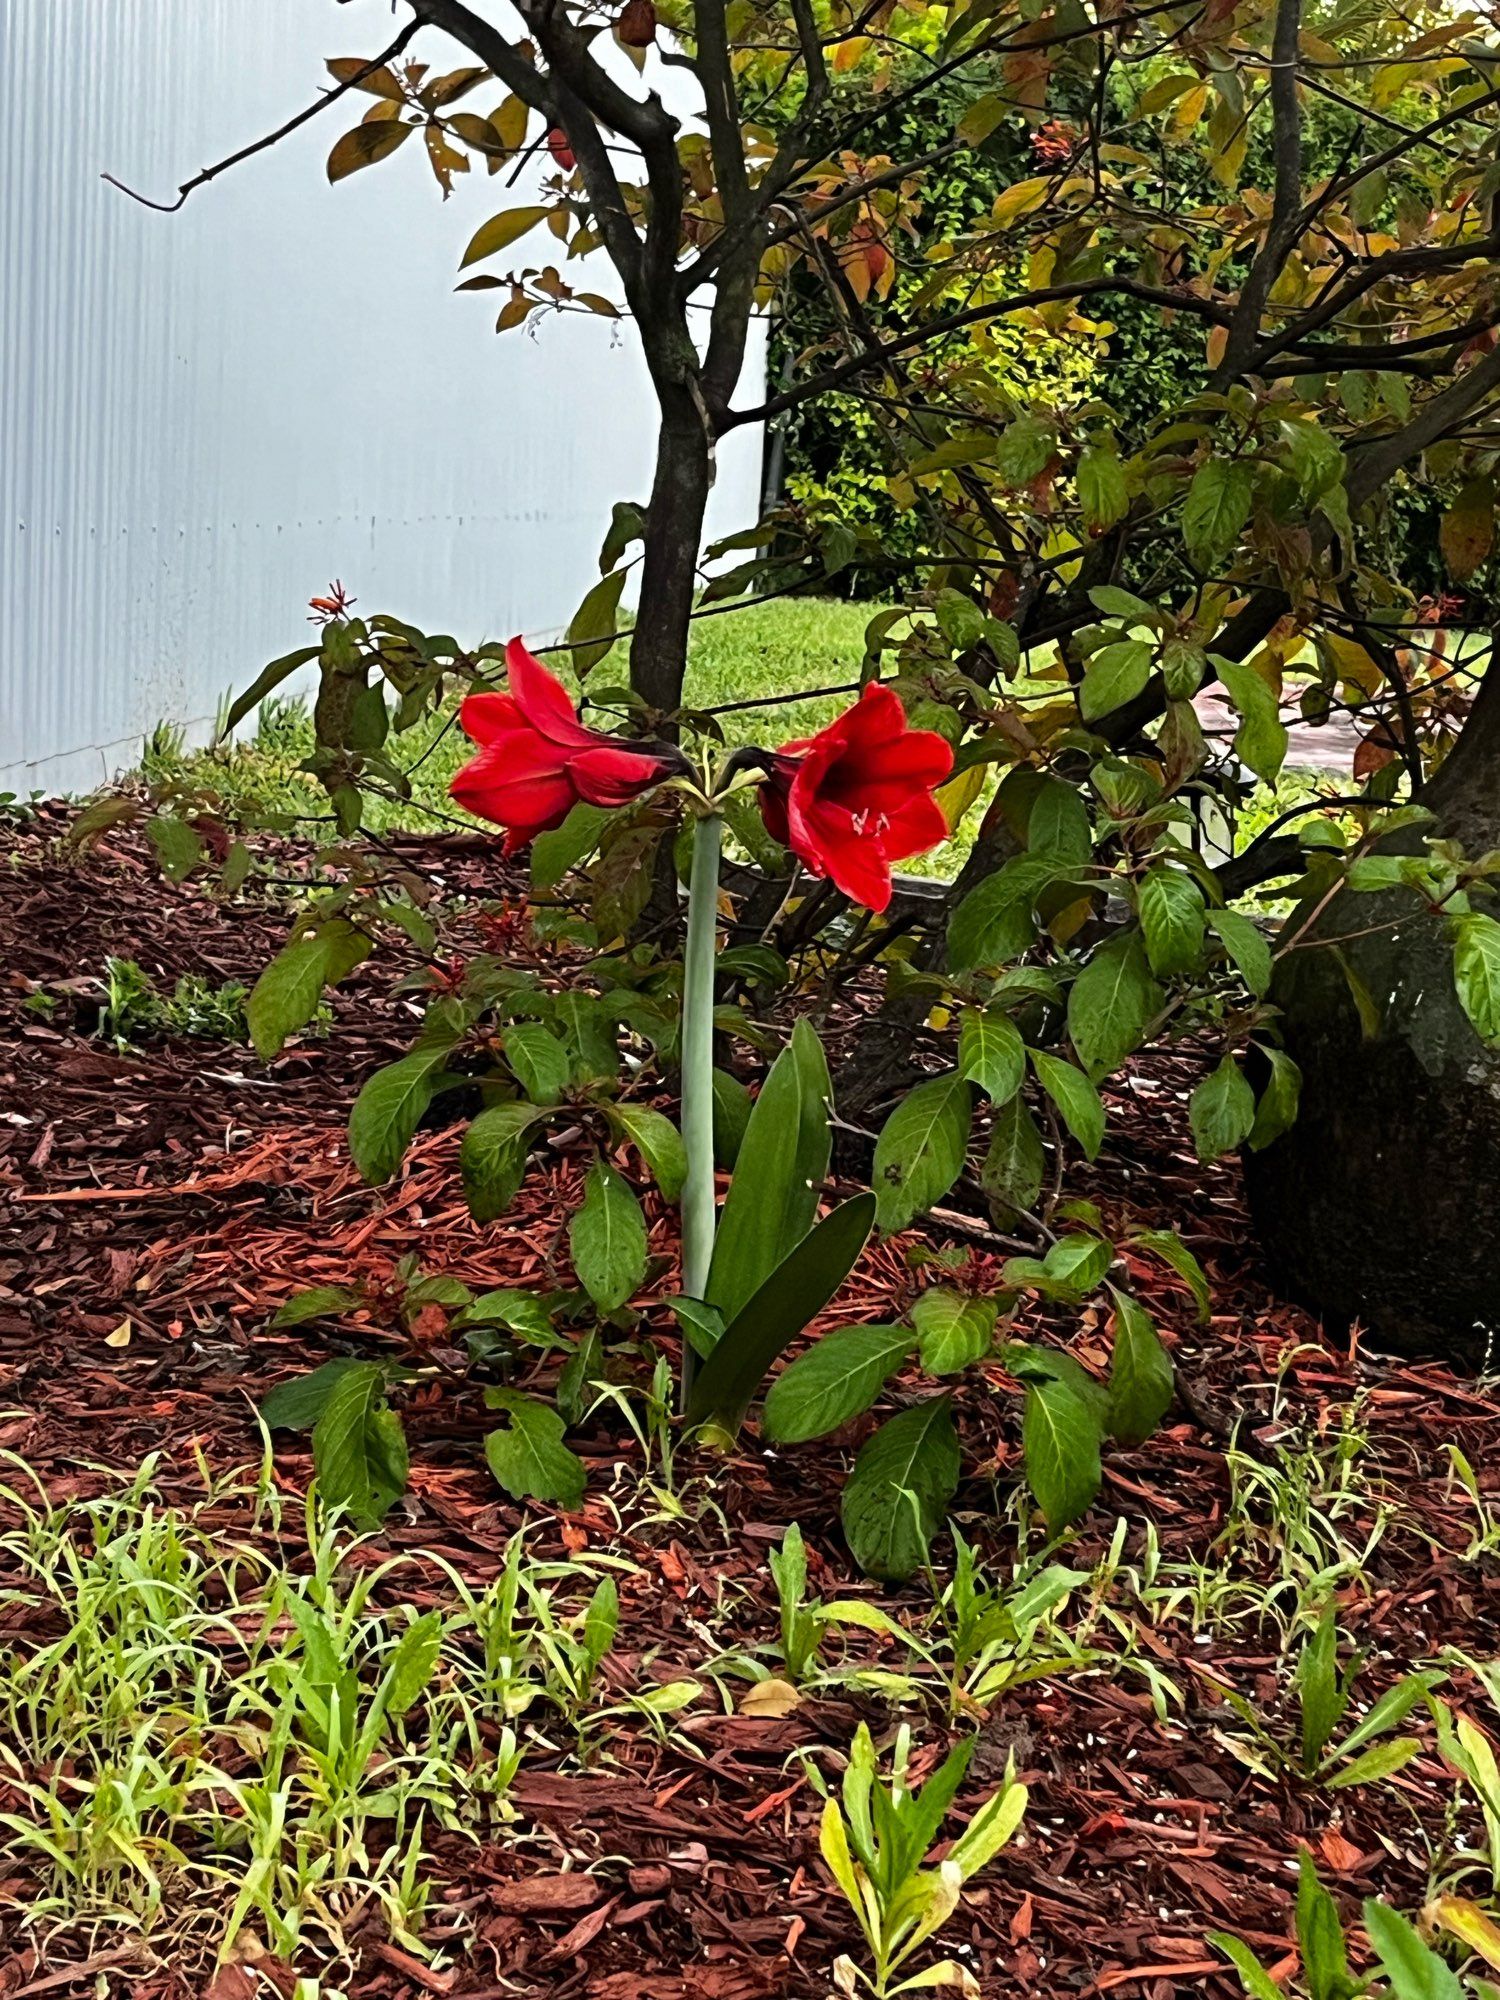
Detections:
[1, 804, 1497, 1999]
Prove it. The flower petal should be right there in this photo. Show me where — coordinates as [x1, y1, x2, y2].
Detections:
[800, 797, 895, 911]
[506, 637, 597, 749]
[451, 744, 577, 836]
[570, 742, 671, 808]
[458, 691, 525, 747]
[877, 790, 952, 862]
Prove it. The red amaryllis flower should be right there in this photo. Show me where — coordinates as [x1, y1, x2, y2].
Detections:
[451, 638, 673, 852]
[758, 683, 954, 912]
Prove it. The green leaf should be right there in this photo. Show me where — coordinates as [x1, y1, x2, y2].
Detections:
[1326, 1736, 1422, 1787]
[599, 500, 647, 573]
[223, 646, 321, 736]
[1030, 1050, 1105, 1161]
[981, 1096, 1045, 1215]
[1078, 443, 1129, 533]
[567, 567, 629, 676]
[147, 815, 205, 883]
[872, 1073, 973, 1232]
[1189, 1055, 1256, 1162]
[1207, 907, 1273, 997]
[611, 1103, 687, 1203]
[993, 414, 1056, 488]
[1208, 1933, 1287, 2000]
[1297, 1850, 1352, 2000]
[1088, 585, 1159, 623]
[260, 1356, 369, 1429]
[460, 1103, 544, 1222]
[1362, 1902, 1465, 2000]
[328, 118, 413, 182]
[556, 1328, 605, 1426]
[247, 920, 371, 1060]
[1453, 911, 1500, 1045]
[688, 1194, 877, 1435]
[947, 856, 1055, 973]
[1129, 1227, 1210, 1322]
[712, 1068, 751, 1169]
[1105, 1287, 1173, 1446]
[1296, 1609, 1346, 1773]
[1067, 936, 1161, 1080]
[455, 1287, 556, 1342]
[958, 1009, 1025, 1105]
[505, 1025, 571, 1105]
[1080, 640, 1153, 723]
[383, 1611, 443, 1719]
[762, 1323, 914, 1443]
[1004, 1231, 1111, 1301]
[570, 1158, 648, 1312]
[707, 1020, 831, 1322]
[912, 1288, 998, 1376]
[349, 1052, 448, 1185]
[1026, 777, 1092, 863]
[460, 203, 552, 266]
[1021, 1370, 1103, 1526]
[1249, 1046, 1302, 1151]
[1182, 458, 1254, 571]
[841, 1396, 961, 1581]
[269, 1286, 364, 1330]
[312, 1362, 408, 1529]
[1217, 661, 1288, 782]
[1138, 866, 1206, 977]
[483, 1390, 586, 1507]
[531, 802, 612, 891]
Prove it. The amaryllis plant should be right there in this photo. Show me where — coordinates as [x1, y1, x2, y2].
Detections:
[450, 642, 955, 1413]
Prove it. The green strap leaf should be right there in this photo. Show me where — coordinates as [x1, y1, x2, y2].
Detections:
[688, 1194, 877, 1435]
[706, 1019, 832, 1322]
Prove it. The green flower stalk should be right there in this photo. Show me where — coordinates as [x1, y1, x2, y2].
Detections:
[678, 807, 722, 1406]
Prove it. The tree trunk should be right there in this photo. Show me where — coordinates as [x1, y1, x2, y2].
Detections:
[629, 397, 712, 722]
[1243, 642, 1500, 1363]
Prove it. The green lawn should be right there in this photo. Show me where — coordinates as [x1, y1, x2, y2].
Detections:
[144, 595, 1365, 880]
[149, 597, 893, 839]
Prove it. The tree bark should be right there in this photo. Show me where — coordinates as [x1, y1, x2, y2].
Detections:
[629, 398, 714, 721]
[1242, 640, 1500, 1362]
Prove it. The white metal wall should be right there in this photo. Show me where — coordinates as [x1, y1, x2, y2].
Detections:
[0, 0, 765, 795]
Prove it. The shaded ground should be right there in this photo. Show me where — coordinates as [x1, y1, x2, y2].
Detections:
[1, 804, 1498, 1999]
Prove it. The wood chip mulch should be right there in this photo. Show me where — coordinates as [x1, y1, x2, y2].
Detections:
[0, 804, 1497, 2000]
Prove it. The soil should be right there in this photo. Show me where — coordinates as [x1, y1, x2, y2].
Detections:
[1, 802, 1497, 2000]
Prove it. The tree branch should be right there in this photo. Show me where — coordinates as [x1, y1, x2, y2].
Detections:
[102, 23, 423, 212]
[1213, 0, 1302, 383]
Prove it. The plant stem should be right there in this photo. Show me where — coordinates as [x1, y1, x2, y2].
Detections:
[679, 811, 723, 1407]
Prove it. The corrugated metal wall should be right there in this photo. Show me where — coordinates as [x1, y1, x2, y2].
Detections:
[0, 0, 765, 795]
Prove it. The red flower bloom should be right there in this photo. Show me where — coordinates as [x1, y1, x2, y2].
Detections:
[758, 683, 954, 912]
[451, 638, 673, 852]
